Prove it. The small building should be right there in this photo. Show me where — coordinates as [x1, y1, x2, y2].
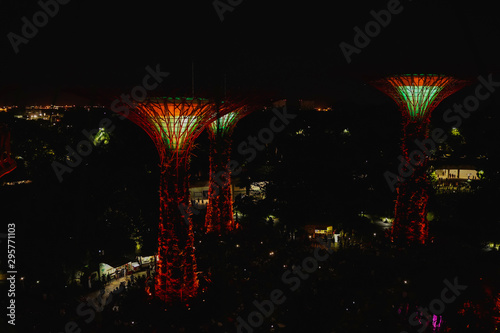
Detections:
[304, 224, 335, 238]
[99, 257, 141, 280]
[434, 165, 479, 180]
[189, 179, 255, 208]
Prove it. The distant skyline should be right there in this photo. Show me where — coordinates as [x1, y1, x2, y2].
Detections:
[1, 0, 499, 105]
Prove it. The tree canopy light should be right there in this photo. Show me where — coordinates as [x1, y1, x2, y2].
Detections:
[381, 74, 462, 120]
[205, 104, 251, 235]
[372, 74, 466, 244]
[209, 111, 239, 134]
[395, 85, 442, 119]
[120, 97, 225, 303]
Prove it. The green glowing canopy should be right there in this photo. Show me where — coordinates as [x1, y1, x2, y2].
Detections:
[209, 112, 238, 134]
[373, 74, 466, 121]
[131, 97, 217, 153]
[208, 105, 249, 136]
[153, 115, 201, 151]
[395, 85, 443, 119]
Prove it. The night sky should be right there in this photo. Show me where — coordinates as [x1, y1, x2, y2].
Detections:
[0, 0, 499, 105]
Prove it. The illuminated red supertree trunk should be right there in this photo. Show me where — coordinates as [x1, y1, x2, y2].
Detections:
[372, 74, 466, 244]
[120, 97, 223, 303]
[0, 123, 16, 179]
[205, 105, 251, 234]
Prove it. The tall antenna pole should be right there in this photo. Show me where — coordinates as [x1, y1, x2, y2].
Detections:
[224, 73, 227, 100]
[191, 61, 195, 98]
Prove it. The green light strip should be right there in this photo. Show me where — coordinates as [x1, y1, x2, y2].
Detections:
[152, 116, 201, 151]
[396, 85, 443, 119]
[210, 112, 238, 134]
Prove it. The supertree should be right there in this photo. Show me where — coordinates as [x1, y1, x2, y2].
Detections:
[372, 74, 466, 244]
[205, 104, 252, 234]
[0, 123, 16, 179]
[120, 97, 225, 303]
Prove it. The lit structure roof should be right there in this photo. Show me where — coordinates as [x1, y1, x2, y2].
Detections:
[208, 105, 249, 136]
[128, 97, 220, 158]
[373, 74, 466, 120]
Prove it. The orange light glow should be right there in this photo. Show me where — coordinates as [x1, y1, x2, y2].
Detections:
[119, 97, 226, 304]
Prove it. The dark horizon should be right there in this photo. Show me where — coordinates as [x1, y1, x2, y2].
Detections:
[0, 0, 499, 105]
